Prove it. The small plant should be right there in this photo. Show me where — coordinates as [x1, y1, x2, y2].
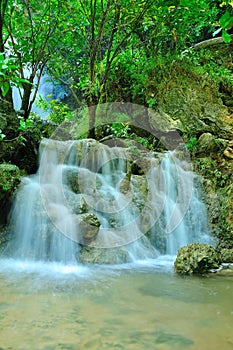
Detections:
[186, 136, 198, 153]
[0, 129, 6, 141]
[18, 116, 34, 131]
[0, 53, 29, 96]
[110, 122, 131, 138]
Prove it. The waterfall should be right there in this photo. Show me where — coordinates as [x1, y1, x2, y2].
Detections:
[4, 138, 213, 264]
[13, 73, 67, 117]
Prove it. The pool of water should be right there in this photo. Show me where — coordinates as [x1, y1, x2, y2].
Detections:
[0, 256, 232, 350]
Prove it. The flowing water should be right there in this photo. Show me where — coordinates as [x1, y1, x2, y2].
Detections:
[4, 138, 212, 263]
[1, 138, 231, 349]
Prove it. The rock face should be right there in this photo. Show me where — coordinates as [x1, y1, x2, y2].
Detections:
[174, 243, 221, 274]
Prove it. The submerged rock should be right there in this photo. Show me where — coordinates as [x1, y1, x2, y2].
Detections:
[174, 243, 221, 274]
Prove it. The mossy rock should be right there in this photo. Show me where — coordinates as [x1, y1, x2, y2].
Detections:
[219, 248, 233, 263]
[174, 243, 221, 274]
[0, 163, 20, 201]
[0, 163, 21, 226]
[77, 213, 101, 244]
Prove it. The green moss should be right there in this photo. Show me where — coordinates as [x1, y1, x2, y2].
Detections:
[174, 243, 221, 274]
[0, 163, 20, 195]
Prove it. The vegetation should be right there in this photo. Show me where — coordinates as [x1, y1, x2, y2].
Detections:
[0, 0, 229, 133]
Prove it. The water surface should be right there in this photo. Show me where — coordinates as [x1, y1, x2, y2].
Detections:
[0, 257, 232, 350]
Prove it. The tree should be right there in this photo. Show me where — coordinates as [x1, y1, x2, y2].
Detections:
[0, 0, 67, 119]
[48, 0, 219, 138]
[56, 0, 155, 138]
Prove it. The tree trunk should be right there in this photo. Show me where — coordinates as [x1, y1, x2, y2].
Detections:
[86, 95, 98, 139]
[21, 77, 34, 119]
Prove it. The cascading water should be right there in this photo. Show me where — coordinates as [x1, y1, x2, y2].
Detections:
[13, 73, 67, 117]
[4, 138, 213, 265]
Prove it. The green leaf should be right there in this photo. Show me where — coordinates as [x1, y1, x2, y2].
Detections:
[220, 11, 233, 28]
[222, 29, 231, 43]
[2, 82, 10, 96]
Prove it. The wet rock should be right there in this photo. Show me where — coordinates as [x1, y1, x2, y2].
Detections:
[64, 190, 87, 214]
[79, 245, 130, 264]
[174, 243, 221, 274]
[77, 213, 101, 244]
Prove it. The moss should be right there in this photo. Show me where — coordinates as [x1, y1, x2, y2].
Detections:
[0, 163, 21, 226]
[219, 248, 233, 263]
[174, 243, 221, 274]
[0, 163, 20, 196]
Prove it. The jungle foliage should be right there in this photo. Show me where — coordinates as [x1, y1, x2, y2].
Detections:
[0, 0, 233, 137]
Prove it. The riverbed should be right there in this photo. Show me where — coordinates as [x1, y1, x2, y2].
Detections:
[0, 257, 232, 350]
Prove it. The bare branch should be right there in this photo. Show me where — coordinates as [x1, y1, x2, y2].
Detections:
[193, 35, 233, 50]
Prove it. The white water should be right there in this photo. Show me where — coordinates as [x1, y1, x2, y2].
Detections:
[13, 73, 67, 117]
[4, 138, 213, 266]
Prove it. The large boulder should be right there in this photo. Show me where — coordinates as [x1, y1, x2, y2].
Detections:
[174, 243, 221, 274]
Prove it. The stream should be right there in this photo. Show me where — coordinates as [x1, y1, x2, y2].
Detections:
[0, 258, 232, 350]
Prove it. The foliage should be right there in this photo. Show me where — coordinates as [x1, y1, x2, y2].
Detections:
[0, 0, 68, 117]
[0, 163, 20, 193]
[218, 1, 233, 42]
[18, 115, 34, 131]
[0, 53, 29, 97]
[186, 136, 198, 153]
[0, 128, 5, 140]
[107, 122, 131, 138]
[0, 0, 229, 134]
[35, 95, 74, 125]
[194, 157, 228, 188]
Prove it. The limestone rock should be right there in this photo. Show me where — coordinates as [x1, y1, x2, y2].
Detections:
[174, 243, 221, 274]
[64, 191, 87, 214]
[79, 246, 130, 264]
[77, 213, 101, 244]
[148, 110, 183, 133]
[219, 248, 233, 263]
[224, 146, 233, 159]
[197, 133, 217, 155]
